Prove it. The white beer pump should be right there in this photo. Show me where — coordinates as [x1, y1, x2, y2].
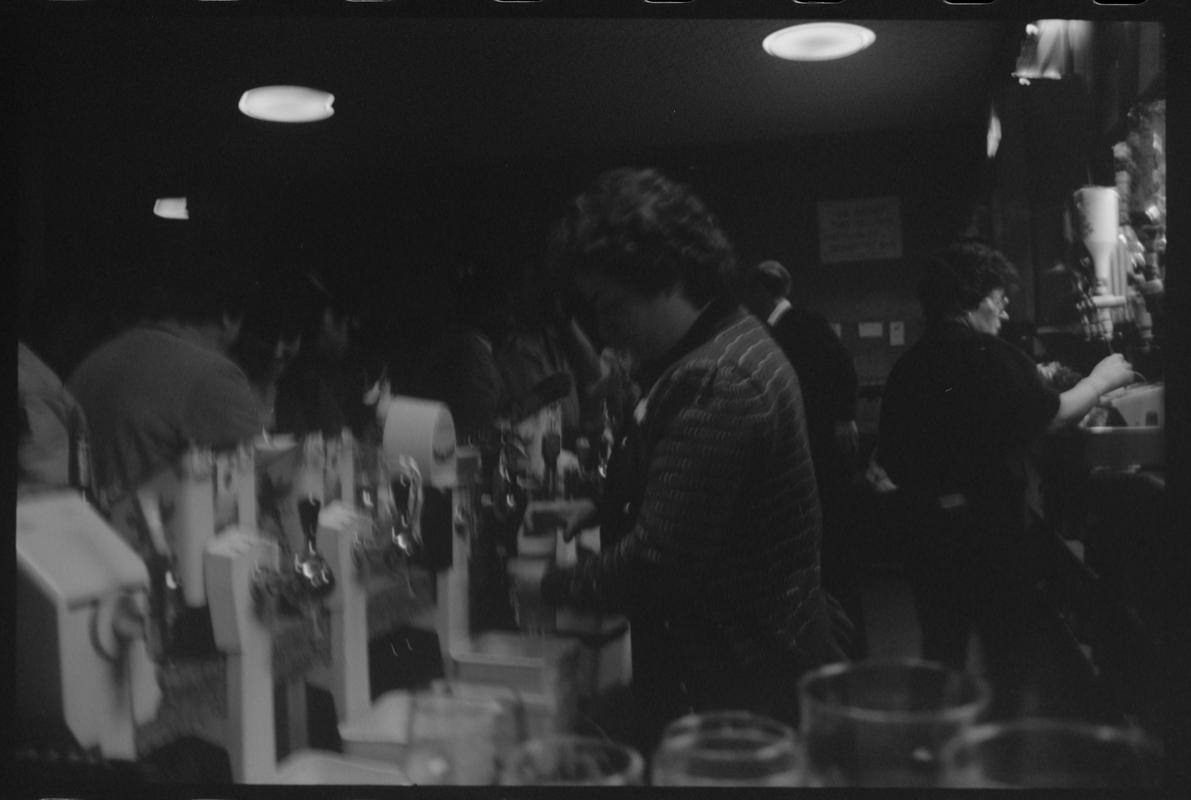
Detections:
[1074, 186, 1128, 340]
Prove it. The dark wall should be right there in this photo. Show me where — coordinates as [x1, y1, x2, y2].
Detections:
[22, 121, 987, 387]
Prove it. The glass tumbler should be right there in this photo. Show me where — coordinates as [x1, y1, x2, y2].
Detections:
[506, 556, 555, 635]
[651, 710, 805, 786]
[798, 658, 990, 787]
[408, 692, 505, 785]
[939, 719, 1162, 789]
[500, 735, 644, 785]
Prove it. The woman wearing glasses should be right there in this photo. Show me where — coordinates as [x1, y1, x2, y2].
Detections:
[876, 241, 1134, 720]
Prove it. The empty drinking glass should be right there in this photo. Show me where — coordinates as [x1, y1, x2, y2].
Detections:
[651, 710, 806, 786]
[506, 556, 555, 635]
[939, 718, 1162, 788]
[500, 735, 644, 785]
[409, 691, 506, 785]
[798, 658, 990, 787]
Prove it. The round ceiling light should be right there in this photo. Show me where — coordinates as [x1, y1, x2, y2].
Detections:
[762, 23, 876, 62]
[238, 85, 335, 123]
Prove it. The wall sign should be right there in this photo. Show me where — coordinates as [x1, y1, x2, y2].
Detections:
[817, 196, 903, 264]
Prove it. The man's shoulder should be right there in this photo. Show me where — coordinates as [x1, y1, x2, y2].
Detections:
[72, 326, 245, 389]
[67, 329, 138, 388]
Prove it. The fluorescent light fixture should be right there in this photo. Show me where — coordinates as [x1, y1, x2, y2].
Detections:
[763, 22, 876, 62]
[986, 103, 1002, 159]
[153, 197, 189, 220]
[238, 85, 335, 123]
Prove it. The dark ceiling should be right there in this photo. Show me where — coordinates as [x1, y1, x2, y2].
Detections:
[12, 5, 1174, 374]
[19, 11, 1021, 183]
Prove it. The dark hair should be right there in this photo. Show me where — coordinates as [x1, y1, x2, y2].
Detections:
[545, 167, 737, 306]
[917, 242, 1019, 325]
[742, 260, 792, 299]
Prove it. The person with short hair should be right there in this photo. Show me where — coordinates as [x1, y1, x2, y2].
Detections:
[415, 260, 511, 447]
[67, 249, 262, 509]
[274, 264, 372, 439]
[877, 241, 1135, 718]
[537, 167, 847, 752]
[740, 259, 864, 656]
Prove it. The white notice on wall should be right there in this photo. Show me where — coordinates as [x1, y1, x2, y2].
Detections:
[818, 196, 903, 264]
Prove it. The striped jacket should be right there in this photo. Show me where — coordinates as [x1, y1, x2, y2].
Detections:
[544, 300, 844, 740]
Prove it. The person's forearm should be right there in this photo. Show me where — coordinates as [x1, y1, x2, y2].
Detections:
[1049, 376, 1107, 431]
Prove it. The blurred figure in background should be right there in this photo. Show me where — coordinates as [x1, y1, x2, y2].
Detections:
[877, 241, 1135, 719]
[67, 248, 261, 510]
[416, 261, 511, 446]
[18, 341, 93, 499]
[274, 261, 371, 439]
[415, 261, 518, 633]
[495, 258, 608, 446]
[17, 262, 95, 499]
[230, 267, 310, 435]
[740, 259, 865, 657]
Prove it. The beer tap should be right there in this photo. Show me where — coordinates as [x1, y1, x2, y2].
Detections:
[492, 422, 526, 521]
[383, 456, 423, 595]
[132, 489, 181, 662]
[389, 455, 423, 560]
[251, 562, 303, 611]
[251, 493, 334, 638]
[295, 496, 335, 598]
[351, 444, 420, 594]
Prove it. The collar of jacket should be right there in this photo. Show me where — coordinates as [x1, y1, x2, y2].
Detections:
[636, 295, 742, 391]
[766, 297, 793, 326]
[632, 296, 746, 428]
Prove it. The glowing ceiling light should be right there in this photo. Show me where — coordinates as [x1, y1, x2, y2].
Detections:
[986, 104, 1002, 159]
[763, 23, 876, 62]
[238, 85, 335, 123]
[153, 197, 189, 220]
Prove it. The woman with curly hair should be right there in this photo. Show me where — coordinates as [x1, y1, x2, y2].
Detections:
[877, 241, 1135, 719]
[534, 167, 848, 752]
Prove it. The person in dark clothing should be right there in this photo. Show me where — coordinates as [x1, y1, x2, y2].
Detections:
[273, 267, 369, 439]
[742, 261, 860, 471]
[495, 258, 608, 447]
[417, 261, 511, 447]
[877, 241, 1135, 719]
[535, 167, 847, 754]
[68, 250, 261, 509]
[741, 259, 865, 657]
[230, 269, 311, 435]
